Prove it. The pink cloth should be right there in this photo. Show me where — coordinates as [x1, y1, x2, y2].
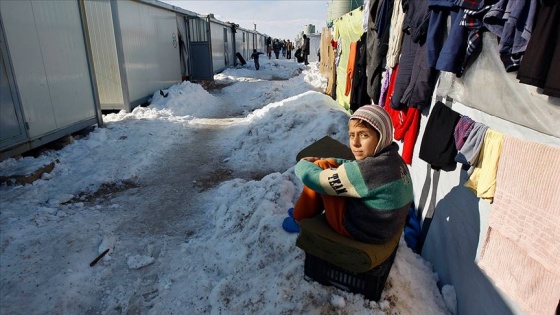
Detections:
[477, 136, 560, 315]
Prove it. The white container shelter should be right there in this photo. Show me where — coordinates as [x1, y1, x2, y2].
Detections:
[0, 0, 102, 160]
[84, 0, 202, 111]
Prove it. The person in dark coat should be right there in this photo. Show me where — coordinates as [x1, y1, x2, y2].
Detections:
[273, 39, 281, 59]
[302, 34, 310, 65]
[251, 49, 264, 70]
[294, 47, 304, 63]
[266, 36, 272, 59]
[286, 40, 294, 59]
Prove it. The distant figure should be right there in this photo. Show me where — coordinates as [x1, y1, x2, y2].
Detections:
[266, 36, 272, 59]
[273, 38, 281, 59]
[302, 34, 310, 65]
[286, 40, 293, 59]
[294, 47, 304, 63]
[251, 49, 264, 70]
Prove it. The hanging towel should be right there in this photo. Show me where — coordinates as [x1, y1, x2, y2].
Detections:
[464, 129, 503, 203]
[477, 136, 560, 315]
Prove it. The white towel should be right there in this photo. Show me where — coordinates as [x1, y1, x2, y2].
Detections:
[477, 136, 560, 315]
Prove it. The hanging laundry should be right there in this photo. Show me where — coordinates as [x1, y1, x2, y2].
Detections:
[334, 7, 365, 109]
[483, 0, 538, 72]
[378, 67, 392, 108]
[455, 122, 488, 175]
[366, 0, 392, 103]
[427, 1, 468, 74]
[517, 0, 560, 98]
[345, 41, 359, 97]
[391, 0, 439, 110]
[464, 129, 504, 203]
[419, 101, 461, 171]
[477, 135, 560, 315]
[386, 0, 406, 68]
[384, 64, 421, 165]
[457, 4, 495, 76]
[453, 115, 476, 151]
[349, 33, 371, 111]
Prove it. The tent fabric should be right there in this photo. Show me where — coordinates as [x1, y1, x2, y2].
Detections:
[477, 135, 560, 315]
[334, 7, 365, 110]
[436, 35, 560, 138]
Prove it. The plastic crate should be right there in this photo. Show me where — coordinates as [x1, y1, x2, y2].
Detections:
[303, 245, 397, 301]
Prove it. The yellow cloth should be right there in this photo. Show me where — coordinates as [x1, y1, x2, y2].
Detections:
[464, 129, 504, 203]
[334, 8, 365, 110]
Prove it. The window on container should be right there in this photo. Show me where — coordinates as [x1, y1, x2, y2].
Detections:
[189, 18, 208, 42]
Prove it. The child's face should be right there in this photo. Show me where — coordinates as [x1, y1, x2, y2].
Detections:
[348, 120, 380, 160]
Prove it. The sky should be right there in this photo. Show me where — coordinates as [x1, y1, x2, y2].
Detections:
[0, 57, 455, 314]
[163, 0, 328, 40]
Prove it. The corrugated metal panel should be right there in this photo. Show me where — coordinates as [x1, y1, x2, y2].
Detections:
[0, 25, 27, 148]
[235, 31, 245, 61]
[210, 22, 226, 73]
[1, 0, 96, 138]
[84, 0, 124, 110]
[116, 0, 181, 106]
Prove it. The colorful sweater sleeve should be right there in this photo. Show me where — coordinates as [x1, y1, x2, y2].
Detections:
[295, 160, 367, 198]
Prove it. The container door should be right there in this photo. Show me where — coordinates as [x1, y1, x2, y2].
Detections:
[187, 16, 213, 81]
[0, 21, 27, 149]
[223, 27, 229, 67]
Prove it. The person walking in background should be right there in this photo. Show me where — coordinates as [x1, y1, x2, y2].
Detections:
[286, 39, 293, 59]
[273, 38, 281, 59]
[251, 49, 264, 70]
[282, 40, 287, 57]
[266, 36, 272, 59]
[302, 34, 310, 65]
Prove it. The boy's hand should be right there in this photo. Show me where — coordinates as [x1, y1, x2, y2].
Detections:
[300, 157, 321, 162]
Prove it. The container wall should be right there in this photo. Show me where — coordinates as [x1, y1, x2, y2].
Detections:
[116, 0, 181, 106]
[235, 30, 247, 61]
[84, 0, 125, 110]
[0, 24, 27, 149]
[210, 21, 227, 73]
[0, 0, 96, 138]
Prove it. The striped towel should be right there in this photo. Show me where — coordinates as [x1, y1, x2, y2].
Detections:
[477, 136, 560, 315]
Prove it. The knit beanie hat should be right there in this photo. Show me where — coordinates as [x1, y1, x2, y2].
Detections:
[350, 105, 394, 155]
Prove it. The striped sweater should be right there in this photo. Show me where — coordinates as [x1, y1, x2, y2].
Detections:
[295, 143, 413, 243]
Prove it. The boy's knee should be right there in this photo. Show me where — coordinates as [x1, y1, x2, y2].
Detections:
[314, 158, 339, 169]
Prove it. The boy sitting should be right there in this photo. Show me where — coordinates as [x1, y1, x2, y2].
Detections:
[283, 105, 413, 244]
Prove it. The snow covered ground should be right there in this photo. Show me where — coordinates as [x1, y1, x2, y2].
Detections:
[0, 57, 453, 314]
